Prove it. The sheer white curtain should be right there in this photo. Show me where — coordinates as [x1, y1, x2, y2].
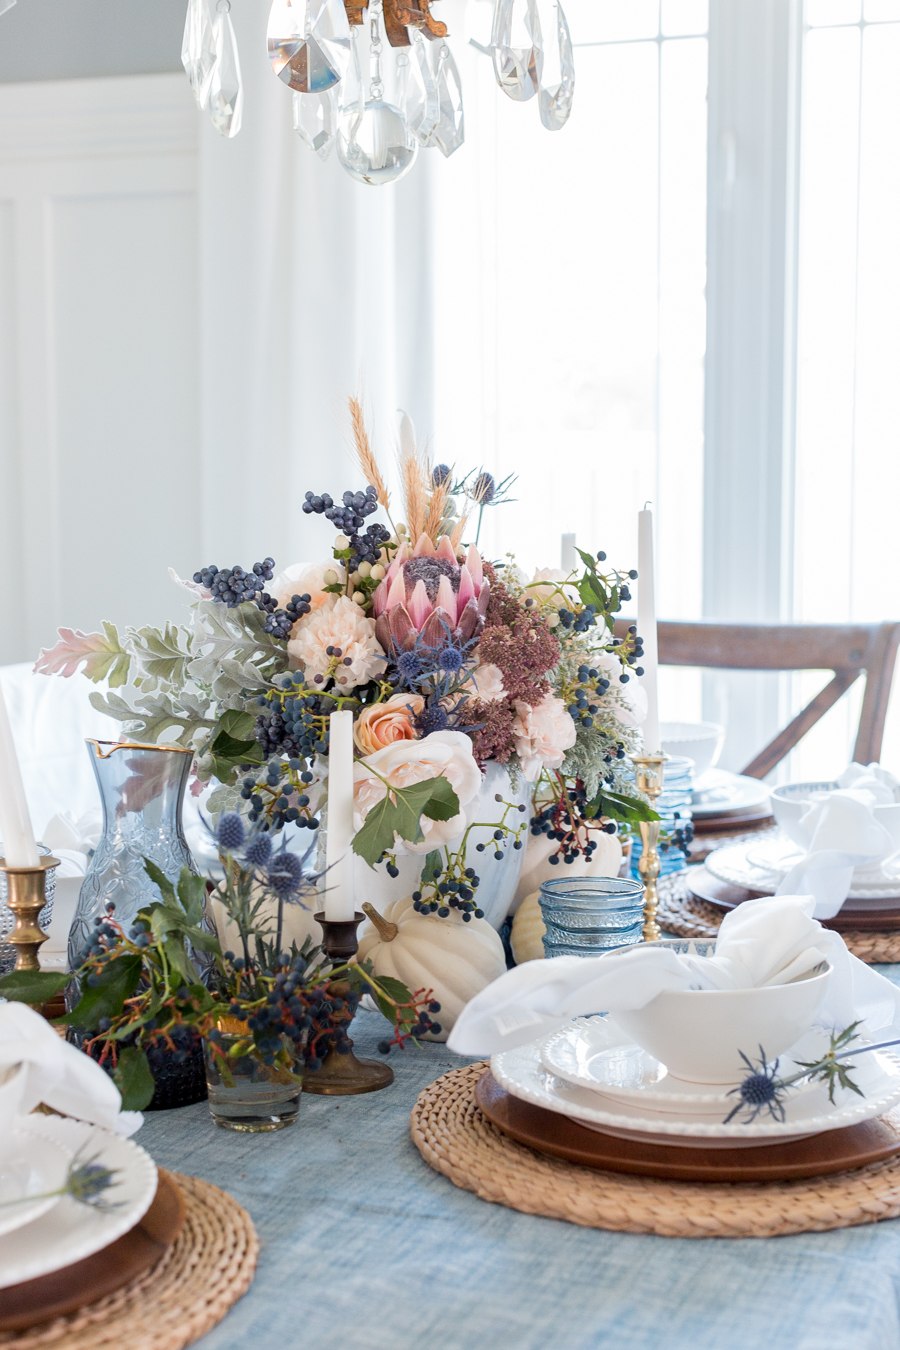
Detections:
[198, 0, 437, 572]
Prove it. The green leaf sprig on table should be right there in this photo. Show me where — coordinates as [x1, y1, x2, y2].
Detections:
[0, 849, 438, 1113]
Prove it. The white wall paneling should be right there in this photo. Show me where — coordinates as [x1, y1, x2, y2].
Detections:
[0, 74, 200, 663]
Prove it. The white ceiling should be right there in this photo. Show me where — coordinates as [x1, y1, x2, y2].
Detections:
[0, 0, 185, 82]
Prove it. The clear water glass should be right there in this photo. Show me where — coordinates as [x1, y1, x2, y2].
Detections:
[205, 1032, 302, 1132]
[538, 876, 646, 957]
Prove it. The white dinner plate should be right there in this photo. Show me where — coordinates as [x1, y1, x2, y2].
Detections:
[707, 838, 900, 901]
[0, 1128, 72, 1238]
[0, 1116, 158, 1289]
[491, 1032, 900, 1147]
[691, 769, 772, 819]
[540, 1017, 821, 1116]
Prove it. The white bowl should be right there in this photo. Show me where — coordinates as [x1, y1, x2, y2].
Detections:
[613, 962, 832, 1084]
[660, 721, 725, 779]
[770, 780, 900, 853]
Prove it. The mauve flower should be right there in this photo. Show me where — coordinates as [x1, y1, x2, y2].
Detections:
[512, 694, 578, 782]
[270, 561, 345, 620]
[353, 693, 425, 756]
[353, 730, 482, 854]
[288, 595, 383, 690]
[371, 536, 491, 653]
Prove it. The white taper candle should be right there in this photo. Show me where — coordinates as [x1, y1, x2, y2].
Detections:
[560, 533, 577, 573]
[324, 709, 356, 921]
[637, 507, 661, 756]
[0, 680, 39, 867]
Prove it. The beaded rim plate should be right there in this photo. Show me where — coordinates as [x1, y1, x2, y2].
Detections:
[0, 1116, 158, 1289]
[707, 838, 900, 901]
[0, 1127, 71, 1237]
[491, 1035, 900, 1146]
[540, 1017, 821, 1115]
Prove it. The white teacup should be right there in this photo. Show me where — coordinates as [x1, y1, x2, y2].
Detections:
[614, 963, 832, 1084]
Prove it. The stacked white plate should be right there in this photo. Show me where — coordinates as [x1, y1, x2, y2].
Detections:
[490, 1015, 900, 1148]
[0, 1116, 158, 1289]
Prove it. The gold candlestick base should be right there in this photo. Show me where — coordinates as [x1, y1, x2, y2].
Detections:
[0, 856, 59, 974]
[302, 911, 394, 1096]
[628, 756, 668, 942]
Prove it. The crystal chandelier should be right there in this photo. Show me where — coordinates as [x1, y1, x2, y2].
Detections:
[180, 0, 575, 183]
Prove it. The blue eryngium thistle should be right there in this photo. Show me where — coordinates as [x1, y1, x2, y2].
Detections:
[0, 1150, 122, 1213]
[267, 847, 304, 899]
[724, 1048, 785, 1124]
[725, 1023, 900, 1125]
[217, 812, 246, 853]
[244, 831, 273, 868]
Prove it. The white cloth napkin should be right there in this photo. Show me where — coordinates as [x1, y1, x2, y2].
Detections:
[447, 893, 900, 1056]
[775, 763, 900, 920]
[0, 1001, 142, 1136]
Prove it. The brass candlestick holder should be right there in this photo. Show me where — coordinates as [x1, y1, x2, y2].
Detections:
[629, 755, 668, 942]
[302, 911, 394, 1096]
[0, 855, 59, 973]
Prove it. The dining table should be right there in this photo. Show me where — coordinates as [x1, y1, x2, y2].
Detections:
[140, 963, 900, 1350]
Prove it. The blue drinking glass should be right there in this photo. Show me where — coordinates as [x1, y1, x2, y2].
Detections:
[537, 876, 646, 957]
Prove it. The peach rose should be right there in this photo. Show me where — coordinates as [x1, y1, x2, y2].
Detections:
[353, 693, 425, 755]
[270, 560, 345, 618]
[353, 730, 482, 854]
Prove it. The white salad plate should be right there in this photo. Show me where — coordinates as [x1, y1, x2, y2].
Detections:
[707, 837, 900, 902]
[0, 1116, 158, 1289]
[691, 769, 772, 819]
[491, 1032, 900, 1148]
[540, 1016, 823, 1116]
[0, 1128, 72, 1239]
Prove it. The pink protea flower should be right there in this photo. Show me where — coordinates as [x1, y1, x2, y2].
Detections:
[371, 535, 491, 653]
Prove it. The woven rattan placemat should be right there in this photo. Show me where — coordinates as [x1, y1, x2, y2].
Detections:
[411, 1062, 900, 1237]
[0, 1171, 259, 1350]
[658, 872, 900, 963]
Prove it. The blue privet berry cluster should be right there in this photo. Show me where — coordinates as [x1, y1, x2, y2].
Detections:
[210, 953, 361, 1069]
[238, 755, 319, 833]
[75, 903, 120, 968]
[410, 796, 529, 919]
[569, 663, 610, 729]
[377, 1001, 443, 1053]
[301, 486, 391, 570]
[530, 781, 617, 867]
[194, 559, 274, 606]
[255, 674, 338, 757]
[192, 556, 313, 641]
[257, 591, 312, 640]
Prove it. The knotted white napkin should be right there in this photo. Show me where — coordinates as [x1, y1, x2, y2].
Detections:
[447, 894, 900, 1056]
[0, 1001, 142, 1136]
[775, 763, 900, 919]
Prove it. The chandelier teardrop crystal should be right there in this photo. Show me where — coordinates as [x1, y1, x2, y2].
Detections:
[180, 0, 574, 178]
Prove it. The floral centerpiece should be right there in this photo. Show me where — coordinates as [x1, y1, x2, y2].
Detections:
[37, 399, 655, 1020]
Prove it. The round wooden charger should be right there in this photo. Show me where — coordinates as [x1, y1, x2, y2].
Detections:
[0, 1172, 258, 1350]
[688, 864, 900, 933]
[656, 872, 900, 963]
[410, 1062, 900, 1238]
[0, 1173, 185, 1333]
[474, 1069, 900, 1182]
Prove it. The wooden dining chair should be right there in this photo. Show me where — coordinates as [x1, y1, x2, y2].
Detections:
[613, 619, 900, 779]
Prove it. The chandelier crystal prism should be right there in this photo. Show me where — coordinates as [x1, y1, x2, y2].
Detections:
[180, 0, 574, 178]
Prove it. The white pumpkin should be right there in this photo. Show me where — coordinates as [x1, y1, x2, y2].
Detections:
[356, 897, 506, 1041]
[510, 890, 546, 965]
[512, 828, 623, 912]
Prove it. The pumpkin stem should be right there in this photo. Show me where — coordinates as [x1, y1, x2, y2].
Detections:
[361, 902, 398, 942]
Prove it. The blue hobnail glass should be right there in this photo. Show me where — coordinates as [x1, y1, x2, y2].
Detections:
[537, 876, 646, 957]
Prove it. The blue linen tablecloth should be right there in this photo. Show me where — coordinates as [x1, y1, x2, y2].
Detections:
[140, 968, 900, 1350]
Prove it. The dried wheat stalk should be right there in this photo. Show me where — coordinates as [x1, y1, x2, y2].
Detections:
[348, 395, 390, 513]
